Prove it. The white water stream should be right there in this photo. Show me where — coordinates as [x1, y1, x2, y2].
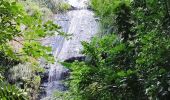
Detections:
[41, 0, 98, 99]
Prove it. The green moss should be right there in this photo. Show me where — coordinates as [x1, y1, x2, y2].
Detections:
[58, 2, 71, 12]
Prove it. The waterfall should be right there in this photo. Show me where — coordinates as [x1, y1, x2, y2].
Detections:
[40, 0, 98, 99]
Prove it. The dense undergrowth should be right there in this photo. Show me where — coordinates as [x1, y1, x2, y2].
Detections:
[1, 0, 170, 100]
[55, 0, 170, 100]
[18, 0, 71, 17]
[0, 0, 64, 99]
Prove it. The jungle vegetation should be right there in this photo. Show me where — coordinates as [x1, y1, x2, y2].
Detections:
[1, 0, 170, 100]
[0, 0, 63, 99]
[55, 0, 170, 100]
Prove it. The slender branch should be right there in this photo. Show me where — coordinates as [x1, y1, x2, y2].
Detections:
[13, 39, 24, 45]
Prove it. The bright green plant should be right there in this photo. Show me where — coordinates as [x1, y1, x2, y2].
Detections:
[136, 31, 170, 99]
[58, 2, 71, 12]
[0, 82, 27, 100]
[0, 0, 63, 99]
[91, 0, 132, 34]
[58, 0, 170, 100]
[56, 34, 139, 99]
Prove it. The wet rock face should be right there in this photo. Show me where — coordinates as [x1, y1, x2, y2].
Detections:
[38, 87, 46, 99]
[70, 5, 77, 10]
[60, 68, 70, 79]
[40, 0, 98, 98]
[64, 56, 86, 63]
[40, 71, 49, 83]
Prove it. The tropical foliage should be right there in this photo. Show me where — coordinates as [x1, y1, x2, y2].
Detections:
[1, 0, 170, 99]
[0, 0, 61, 99]
[56, 0, 170, 100]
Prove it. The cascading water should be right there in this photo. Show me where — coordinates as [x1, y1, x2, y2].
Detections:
[41, 0, 98, 99]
